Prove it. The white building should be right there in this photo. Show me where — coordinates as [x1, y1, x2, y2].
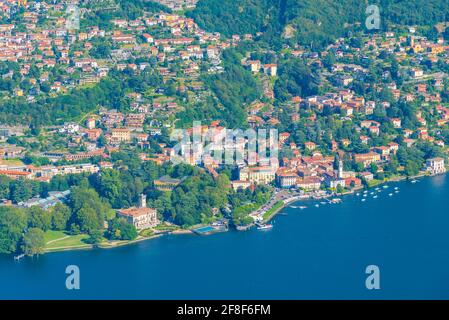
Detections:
[426, 157, 446, 175]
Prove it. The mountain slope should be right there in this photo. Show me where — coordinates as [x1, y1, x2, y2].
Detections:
[189, 0, 449, 48]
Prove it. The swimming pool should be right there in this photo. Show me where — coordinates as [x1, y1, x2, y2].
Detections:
[193, 226, 216, 234]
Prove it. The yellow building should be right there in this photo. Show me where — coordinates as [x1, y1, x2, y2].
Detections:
[239, 166, 276, 185]
[111, 128, 131, 143]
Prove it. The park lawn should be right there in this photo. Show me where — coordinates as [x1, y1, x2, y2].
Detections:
[153, 223, 180, 232]
[43, 230, 68, 243]
[44, 231, 90, 251]
[263, 201, 284, 221]
[139, 229, 154, 237]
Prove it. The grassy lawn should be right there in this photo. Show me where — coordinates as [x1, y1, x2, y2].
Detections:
[139, 229, 154, 237]
[153, 223, 181, 232]
[43, 230, 67, 243]
[44, 230, 90, 251]
[367, 179, 383, 188]
[263, 201, 284, 220]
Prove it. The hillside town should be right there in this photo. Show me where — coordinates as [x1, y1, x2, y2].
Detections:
[0, 0, 448, 255]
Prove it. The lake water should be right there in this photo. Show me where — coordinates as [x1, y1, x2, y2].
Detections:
[1, 174, 449, 299]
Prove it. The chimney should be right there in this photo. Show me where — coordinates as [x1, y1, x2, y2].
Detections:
[140, 194, 147, 208]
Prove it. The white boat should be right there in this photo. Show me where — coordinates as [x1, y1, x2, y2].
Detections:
[315, 204, 320, 208]
[395, 190, 399, 193]
[373, 195, 378, 199]
[361, 199, 366, 202]
[257, 224, 273, 230]
[389, 193, 393, 196]
[356, 193, 360, 196]
[14, 254, 25, 261]
[383, 185, 388, 189]
[289, 205, 299, 209]
[411, 180, 418, 183]
[299, 206, 307, 210]
[394, 187, 399, 190]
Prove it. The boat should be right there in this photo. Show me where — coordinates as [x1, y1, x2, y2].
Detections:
[389, 193, 393, 196]
[331, 198, 342, 203]
[320, 201, 327, 205]
[299, 206, 307, 210]
[383, 185, 388, 189]
[257, 223, 273, 230]
[411, 180, 418, 183]
[315, 204, 320, 208]
[361, 199, 366, 202]
[14, 254, 25, 261]
[395, 190, 400, 193]
[356, 193, 360, 196]
[373, 195, 378, 199]
[394, 187, 399, 190]
[289, 205, 299, 209]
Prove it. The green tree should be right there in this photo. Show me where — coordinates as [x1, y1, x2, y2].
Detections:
[28, 206, 52, 231]
[50, 203, 71, 230]
[21, 228, 45, 256]
[107, 218, 138, 241]
[0, 207, 27, 254]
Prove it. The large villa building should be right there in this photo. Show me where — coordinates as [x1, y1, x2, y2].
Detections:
[426, 158, 446, 175]
[117, 194, 159, 230]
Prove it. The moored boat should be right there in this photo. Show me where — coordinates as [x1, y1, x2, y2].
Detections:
[257, 223, 273, 230]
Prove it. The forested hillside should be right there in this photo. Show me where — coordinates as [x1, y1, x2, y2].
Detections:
[189, 0, 449, 49]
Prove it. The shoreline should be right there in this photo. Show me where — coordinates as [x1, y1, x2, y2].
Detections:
[43, 228, 194, 254]
[250, 171, 437, 226]
[15, 171, 444, 257]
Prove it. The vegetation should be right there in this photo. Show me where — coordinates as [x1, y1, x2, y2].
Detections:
[263, 200, 284, 220]
[190, 0, 449, 49]
[178, 44, 262, 128]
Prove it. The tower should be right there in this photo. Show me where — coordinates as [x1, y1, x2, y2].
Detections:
[338, 159, 344, 179]
[139, 194, 147, 208]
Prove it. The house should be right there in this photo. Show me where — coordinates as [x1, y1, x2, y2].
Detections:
[426, 157, 446, 175]
[111, 128, 131, 143]
[142, 33, 154, 43]
[354, 152, 381, 167]
[410, 68, 423, 78]
[360, 172, 374, 181]
[117, 195, 158, 230]
[344, 177, 362, 188]
[304, 142, 316, 151]
[296, 176, 321, 191]
[263, 64, 277, 77]
[323, 172, 346, 189]
[276, 170, 298, 188]
[239, 166, 276, 185]
[391, 118, 402, 128]
[248, 60, 261, 73]
[86, 117, 96, 129]
[231, 180, 251, 191]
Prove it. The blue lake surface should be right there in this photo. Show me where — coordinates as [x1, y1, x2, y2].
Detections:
[1, 174, 449, 299]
